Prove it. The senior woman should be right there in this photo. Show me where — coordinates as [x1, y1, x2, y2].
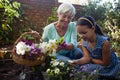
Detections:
[42, 3, 82, 62]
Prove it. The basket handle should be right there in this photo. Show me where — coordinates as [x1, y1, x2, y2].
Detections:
[14, 31, 41, 48]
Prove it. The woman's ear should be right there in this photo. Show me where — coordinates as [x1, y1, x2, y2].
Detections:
[56, 12, 59, 17]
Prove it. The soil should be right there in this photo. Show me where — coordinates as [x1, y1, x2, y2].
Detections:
[0, 60, 21, 80]
[0, 60, 45, 80]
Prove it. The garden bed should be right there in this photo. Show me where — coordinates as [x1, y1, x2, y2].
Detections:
[0, 60, 21, 80]
[0, 59, 45, 80]
[0, 47, 120, 80]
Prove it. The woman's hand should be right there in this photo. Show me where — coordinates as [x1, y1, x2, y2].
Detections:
[56, 45, 66, 52]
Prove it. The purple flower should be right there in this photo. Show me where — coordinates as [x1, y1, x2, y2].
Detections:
[21, 39, 33, 46]
[82, 75, 86, 79]
[30, 44, 40, 55]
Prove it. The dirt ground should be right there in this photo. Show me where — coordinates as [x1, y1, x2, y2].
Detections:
[0, 60, 21, 80]
[0, 60, 45, 80]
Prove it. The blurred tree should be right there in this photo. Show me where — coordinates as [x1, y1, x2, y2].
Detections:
[104, 1, 120, 55]
[75, 0, 120, 56]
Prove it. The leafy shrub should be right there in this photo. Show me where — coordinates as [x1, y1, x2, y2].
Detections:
[104, 8, 120, 55]
[0, 0, 21, 45]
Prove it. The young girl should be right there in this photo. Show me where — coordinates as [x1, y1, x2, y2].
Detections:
[71, 16, 119, 80]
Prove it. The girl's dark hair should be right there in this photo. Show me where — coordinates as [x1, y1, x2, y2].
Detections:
[76, 16, 105, 36]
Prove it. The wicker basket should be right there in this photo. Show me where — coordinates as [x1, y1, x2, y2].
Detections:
[12, 32, 47, 66]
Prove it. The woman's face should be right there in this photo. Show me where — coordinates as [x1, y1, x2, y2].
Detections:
[57, 12, 73, 27]
[77, 25, 94, 41]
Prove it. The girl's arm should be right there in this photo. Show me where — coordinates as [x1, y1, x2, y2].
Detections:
[91, 41, 111, 66]
[70, 45, 91, 66]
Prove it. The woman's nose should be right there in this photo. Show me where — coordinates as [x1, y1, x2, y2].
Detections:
[64, 17, 69, 21]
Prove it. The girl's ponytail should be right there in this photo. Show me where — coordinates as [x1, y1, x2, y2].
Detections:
[95, 24, 105, 36]
[95, 24, 110, 40]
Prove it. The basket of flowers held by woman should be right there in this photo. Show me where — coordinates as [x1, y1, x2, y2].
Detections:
[12, 31, 49, 66]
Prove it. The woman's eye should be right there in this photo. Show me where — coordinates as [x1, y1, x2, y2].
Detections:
[62, 15, 66, 18]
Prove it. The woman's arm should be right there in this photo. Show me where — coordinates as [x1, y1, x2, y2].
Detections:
[91, 41, 111, 66]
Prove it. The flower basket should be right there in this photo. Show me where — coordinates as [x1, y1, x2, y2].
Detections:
[12, 32, 47, 66]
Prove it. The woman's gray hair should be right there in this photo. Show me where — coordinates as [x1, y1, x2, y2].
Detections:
[57, 3, 76, 17]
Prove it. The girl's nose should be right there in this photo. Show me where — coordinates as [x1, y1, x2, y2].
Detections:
[79, 34, 84, 39]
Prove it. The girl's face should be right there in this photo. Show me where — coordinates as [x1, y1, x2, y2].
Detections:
[57, 12, 73, 27]
[77, 25, 95, 41]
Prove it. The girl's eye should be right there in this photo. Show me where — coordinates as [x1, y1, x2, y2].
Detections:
[82, 32, 87, 34]
[78, 32, 87, 35]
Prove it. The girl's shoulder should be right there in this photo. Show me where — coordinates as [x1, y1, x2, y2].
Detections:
[96, 35, 110, 47]
[97, 35, 109, 42]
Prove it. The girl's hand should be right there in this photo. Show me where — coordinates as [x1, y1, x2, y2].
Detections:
[68, 60, 80, 66]
[77, 41, 82, 49]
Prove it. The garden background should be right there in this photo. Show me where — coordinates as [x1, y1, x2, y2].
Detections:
[0, 0, 120, 80]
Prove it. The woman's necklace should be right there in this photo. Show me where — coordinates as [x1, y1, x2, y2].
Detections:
[55, 22, 67, 37]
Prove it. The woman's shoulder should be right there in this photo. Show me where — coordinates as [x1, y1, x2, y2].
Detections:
[43, 23, 55, 30]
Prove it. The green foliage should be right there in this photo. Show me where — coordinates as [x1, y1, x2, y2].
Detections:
[0, 0, 21, 44]
[43, 7, 57, 26]
[104, 8, 120, 54]
[23, 34, 34, 41]
[79, 1, 106, 27]
[0, 0, 37, 46]
[46, 59, 71, 80]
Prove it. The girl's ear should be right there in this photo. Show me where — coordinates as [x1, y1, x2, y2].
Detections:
[92, 26, 95, 31]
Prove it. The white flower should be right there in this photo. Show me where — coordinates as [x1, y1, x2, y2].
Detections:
[52, 60, 59, 67]
[54, 68, 60, 74]
[46, 69, 50, 73]
[39, 39, 58, 54]
[60, 62, 64, 66]
[48, 39, 58, 50]
[16, 41, 31, 55]
[40, 42, 50, 53]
